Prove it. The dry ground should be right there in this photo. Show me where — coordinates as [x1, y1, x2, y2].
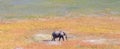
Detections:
[0, 16, 120, 49]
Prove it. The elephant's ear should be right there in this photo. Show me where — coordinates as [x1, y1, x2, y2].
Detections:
[64, 32, 68, 40]
[60, 32, 64, 35]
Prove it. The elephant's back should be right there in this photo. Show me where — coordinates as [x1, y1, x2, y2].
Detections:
[52, 31, 60, 36]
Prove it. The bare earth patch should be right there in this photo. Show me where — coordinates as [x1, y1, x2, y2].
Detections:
[82, 38, 120, 45]
[0, 17, 120, 49]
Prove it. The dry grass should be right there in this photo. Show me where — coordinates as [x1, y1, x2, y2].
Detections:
[0, 16, 120, 49]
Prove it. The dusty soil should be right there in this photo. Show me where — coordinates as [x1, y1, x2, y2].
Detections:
[0, 16, 120, 49]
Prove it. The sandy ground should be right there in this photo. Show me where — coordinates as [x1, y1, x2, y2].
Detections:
[0, 16, 120, 49]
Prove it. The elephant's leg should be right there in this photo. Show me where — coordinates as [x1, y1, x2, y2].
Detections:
[59, 36, 64, 41]
[61, 36, 64, 41]
[59, 37, 61, 41]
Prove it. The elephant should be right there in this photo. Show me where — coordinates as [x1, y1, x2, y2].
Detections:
[51, 31, 67, 41]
